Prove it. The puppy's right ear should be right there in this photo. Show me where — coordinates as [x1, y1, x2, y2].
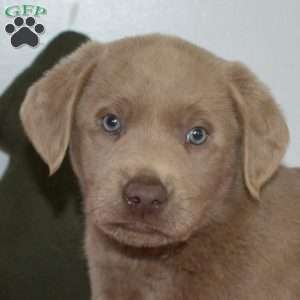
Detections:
[228, 62, 289, 200]
[20, 41, 101, 175]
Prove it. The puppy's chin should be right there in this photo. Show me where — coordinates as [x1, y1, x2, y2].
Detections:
[97, 222, 181, 248]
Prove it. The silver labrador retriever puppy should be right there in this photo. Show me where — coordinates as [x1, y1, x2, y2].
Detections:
[20, 34, 300, 300]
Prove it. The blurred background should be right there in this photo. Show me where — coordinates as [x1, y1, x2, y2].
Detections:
[0, 0, 299, 175]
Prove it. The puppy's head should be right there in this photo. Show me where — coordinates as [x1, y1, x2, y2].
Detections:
[20, 34, 289, 248]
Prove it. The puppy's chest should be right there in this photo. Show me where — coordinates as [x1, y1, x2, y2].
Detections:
[98, 259, 174, 300]
[93, 243, 229, 300]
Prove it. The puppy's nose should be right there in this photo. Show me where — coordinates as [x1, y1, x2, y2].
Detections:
[123, 177, 168, 214]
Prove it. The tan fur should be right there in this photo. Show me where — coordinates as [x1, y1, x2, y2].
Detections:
[20, 34, 300, 300]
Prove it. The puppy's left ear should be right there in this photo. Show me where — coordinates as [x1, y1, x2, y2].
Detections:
[20, 41, 101, 175]
[228, 62, 289, 200]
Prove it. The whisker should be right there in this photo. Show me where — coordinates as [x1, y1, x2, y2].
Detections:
[84, 199, 120, 216]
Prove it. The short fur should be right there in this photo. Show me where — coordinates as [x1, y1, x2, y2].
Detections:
[20, 34, 300, 299]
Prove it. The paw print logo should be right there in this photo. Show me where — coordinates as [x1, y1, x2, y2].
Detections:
[5, 16, 44, 48]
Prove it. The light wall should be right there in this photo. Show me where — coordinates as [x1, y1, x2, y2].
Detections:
[0, 0, 299, 176]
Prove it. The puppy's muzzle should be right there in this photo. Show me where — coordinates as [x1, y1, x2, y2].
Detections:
[122, 176, 168, 215]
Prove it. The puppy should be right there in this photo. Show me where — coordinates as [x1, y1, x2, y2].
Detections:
[20, 34, 300, 299]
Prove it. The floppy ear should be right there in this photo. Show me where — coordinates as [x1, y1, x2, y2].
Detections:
[228, 62, 289, 200]
[20, 41, 101, 175]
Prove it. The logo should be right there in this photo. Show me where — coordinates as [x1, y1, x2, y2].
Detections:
[4, 5, 47, 48]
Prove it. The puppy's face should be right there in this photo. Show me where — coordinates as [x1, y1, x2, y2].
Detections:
[20, 35, 289, 248]
[70, 44, 239, 247]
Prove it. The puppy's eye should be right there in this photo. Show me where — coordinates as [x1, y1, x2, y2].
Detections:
[101, 114, 121, 134]
[186, 127, 208, 145]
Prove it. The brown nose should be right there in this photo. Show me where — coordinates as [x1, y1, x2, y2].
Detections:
[123, 177, 168, 214]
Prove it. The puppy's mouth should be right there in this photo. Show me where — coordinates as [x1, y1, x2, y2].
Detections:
[114, 222, 164, 234]
[99, 221, 173, 247]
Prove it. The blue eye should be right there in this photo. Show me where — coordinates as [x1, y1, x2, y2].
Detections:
[186, 127, 208, 145]
[102, 114, 121, 134]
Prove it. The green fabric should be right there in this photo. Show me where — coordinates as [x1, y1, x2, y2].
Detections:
[0, 32, 90, 300]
